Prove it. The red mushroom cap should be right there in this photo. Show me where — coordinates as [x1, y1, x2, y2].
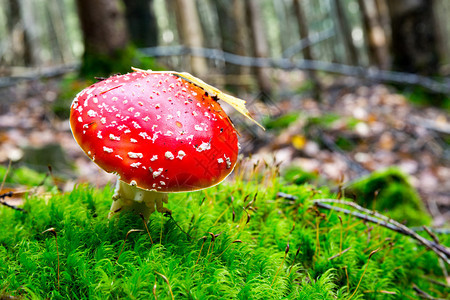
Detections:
[70, 71, 239, 192]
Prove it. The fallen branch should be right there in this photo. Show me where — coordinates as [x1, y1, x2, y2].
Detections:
[0, 191, 26, 212]
[313, 199, 450, 264]
[276, 193, 450, 264]
[139, 46, 450, 94]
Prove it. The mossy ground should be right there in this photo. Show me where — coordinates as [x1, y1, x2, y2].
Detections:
[0, 165, 448, 299]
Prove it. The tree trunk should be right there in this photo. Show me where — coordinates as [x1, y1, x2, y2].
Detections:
[174, 0, 208, 76]
[76, 0, 128, 56]
[245, 0, 272, 98]
[358, 0, 390, 69]
[386, 0, 439, 75]
[215, 0, 251, 91]
[293, 0, 321, 101]
[123, 0, 158, 47]
[331, 0, 359, 65]
[75, 0, 129, 76]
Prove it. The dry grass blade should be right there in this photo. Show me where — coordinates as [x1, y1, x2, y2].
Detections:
[217, 240, 242, 259]
[271, 242, 289, 287]
[139, 213, 153, 245]
[348, 248, 380, 300]
[0, 160, 11, 192]
[116, 229, 144, 263]
[154, 271, 174, 300]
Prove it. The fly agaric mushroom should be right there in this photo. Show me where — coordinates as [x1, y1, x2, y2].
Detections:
[70, 68, 263, 220]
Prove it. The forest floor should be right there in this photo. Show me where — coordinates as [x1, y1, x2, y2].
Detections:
[0, 74, 449, 226]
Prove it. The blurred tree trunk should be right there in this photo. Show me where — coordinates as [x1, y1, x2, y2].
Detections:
[75, 0, 129, 76]
[358, 0, 389, 69]
[331, 0, 359, 65]
[174, 0, 208, 76]
[215, 0, 250, 90]
[386, 0, 439, 75]
[293, 0, 321, 101]
[245, 0, 272, 98]
[20, 0, 41, 66]
[123, 0, 158, 47]
[5, 0, 23, 65]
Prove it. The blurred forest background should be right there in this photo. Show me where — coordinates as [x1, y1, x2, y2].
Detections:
[0, 0, 449, 227]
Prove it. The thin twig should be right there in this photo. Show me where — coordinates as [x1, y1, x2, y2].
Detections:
[167, 213, 192, 240]
[328, 246, 351, 261]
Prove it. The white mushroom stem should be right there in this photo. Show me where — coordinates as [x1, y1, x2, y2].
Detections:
[109, 180, 170, 221]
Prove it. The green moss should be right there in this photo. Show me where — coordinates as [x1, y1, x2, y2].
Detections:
[0, 170, 447, 299]
[80, 45, 162, 79]
[0, 165, 48, 187]
[283, 166, 319, 185]
[262, 112, 299, 131]
[346, 168, 431, 226]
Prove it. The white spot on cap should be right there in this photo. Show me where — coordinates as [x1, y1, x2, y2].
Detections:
[131, 162, 141, 168]
[196, 141, 211, 152]
[128, 152, 143, 159]
[225, 155, 231, 169]
[152, 168, 163, 178]
[150, 155, 158, 161]
[139, 132, 150, 139]
[109, 134, 120, 141]
[132, 121, 141, 129]
[160, 181, 166, 186]
[130, 138, 137, 143]
[87, 110, 97, 117]
[97, 131, 103, 139]
[115, 155, 123, 160]
[111, 97, 118, 101]
[194, 125, 203, 131]
[101, 117, 106, 124]
[103, 147, 113, 153]
[78, 117, 83, 122]
[143, 116, 150, 122]
[217, 158, 224, 164]
[177, 150, 186, 160]
[165, 151, 174, 160]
